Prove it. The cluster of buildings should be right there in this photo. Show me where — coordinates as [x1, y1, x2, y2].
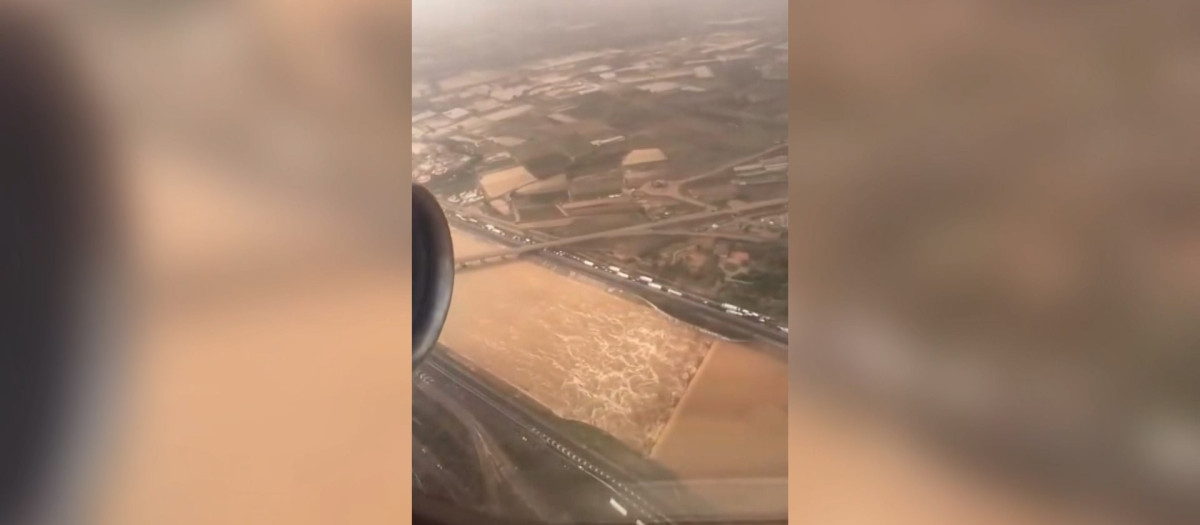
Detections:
[412, 25, 787, 230]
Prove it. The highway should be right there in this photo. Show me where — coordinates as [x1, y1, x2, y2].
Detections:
[418, 349, 712, 523]
[682, 143, 789, 185]
[455, 230, 769, 268]
[636, 143, 789, 210]
[453, 197, 787, 267]
[546, 253, 790, 351]
[447, 214, 789, 352]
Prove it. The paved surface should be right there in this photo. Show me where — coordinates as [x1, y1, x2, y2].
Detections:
[454, 230, 768, 268]
[454, 198, 787, 265]
[637, 143, 789, 209]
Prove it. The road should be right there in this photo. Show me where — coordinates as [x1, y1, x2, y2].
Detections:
[555, 255, 790, 350]
[449, 216, 789, 351]
[453, 197, 787, 266]
[417, 350, 703, 523]
[636, 143, 789, 209]
[455, 230, 769, 268]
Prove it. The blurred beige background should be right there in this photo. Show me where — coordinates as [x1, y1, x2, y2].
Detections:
[43, 2, 415, 524]
[791, 1, 1200, 523]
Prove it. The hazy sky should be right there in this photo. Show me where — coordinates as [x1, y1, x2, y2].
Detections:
[413, 0, 785, 42]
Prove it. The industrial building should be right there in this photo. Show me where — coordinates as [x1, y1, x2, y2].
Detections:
[479, 165, 537, 200]
[512, 173, 569, 203]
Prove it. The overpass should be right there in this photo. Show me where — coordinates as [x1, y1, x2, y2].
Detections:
[454, 198, 786, 269]
[455, 231, 770, 269]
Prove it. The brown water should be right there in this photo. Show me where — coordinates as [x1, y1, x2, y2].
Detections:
[441, 229, 716, 453]
[651, 341, 788, 478]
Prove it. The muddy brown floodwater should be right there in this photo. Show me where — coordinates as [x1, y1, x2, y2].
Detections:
[441, 229, 712, 453]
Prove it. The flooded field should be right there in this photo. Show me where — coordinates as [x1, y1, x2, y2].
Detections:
[651, 341, 788, 478]
[440, 229, 716, 453]
[650, 341, 789, 518]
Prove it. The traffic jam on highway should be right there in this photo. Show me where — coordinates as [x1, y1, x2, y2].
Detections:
[450, 212, 789, 337]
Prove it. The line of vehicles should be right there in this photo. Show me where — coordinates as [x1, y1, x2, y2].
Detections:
[449, 211, 789, 336]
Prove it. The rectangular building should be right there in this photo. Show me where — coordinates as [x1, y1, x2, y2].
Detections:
[479, 165, 537, 200]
